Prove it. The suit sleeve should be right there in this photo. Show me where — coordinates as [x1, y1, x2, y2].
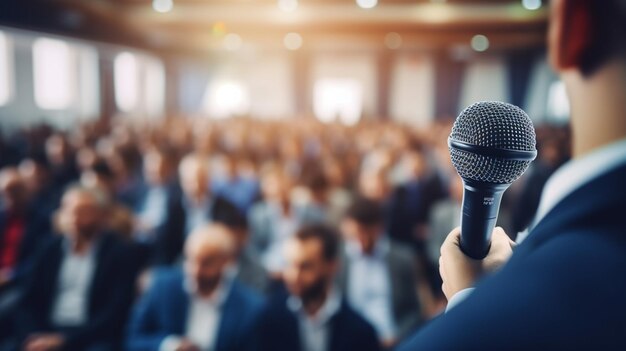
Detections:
[125, 279, 171, 351]
[396, 233, 625, 350]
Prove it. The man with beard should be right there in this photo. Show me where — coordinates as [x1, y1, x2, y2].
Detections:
[126, 223, 264, 351]
[256, 224, 380, 351]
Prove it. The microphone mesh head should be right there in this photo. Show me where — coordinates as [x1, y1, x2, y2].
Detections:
[449, 101, 536, 184]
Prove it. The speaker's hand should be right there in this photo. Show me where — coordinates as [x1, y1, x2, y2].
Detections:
[439, 226, 515, 301]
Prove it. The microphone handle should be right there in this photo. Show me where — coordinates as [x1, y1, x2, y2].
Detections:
[459, 180, 509, 259]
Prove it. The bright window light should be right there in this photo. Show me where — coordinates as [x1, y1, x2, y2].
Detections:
[547, 80, 570, 121]
[0, 31, 12, 106]
[33, 38, 75, 110]
[313, 78, 363, 125]
[114, 52, 139, 113]
[144, 59, 165, 118]
[202, 80, 250, 119]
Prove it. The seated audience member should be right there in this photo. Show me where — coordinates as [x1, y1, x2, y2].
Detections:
[339, 198, 422, 347]
[386, 149, 446, 251]
[212, 206, 269, 294]
[134, 147, 181, 243]
[249, 165, 326, 274]
[18, 157, 62, 220]
[126, 224, 264, 351]
[257, 224, 381, 351]
[211, 154, 259, 213]
[12, 186, 138, 351]
[153, 153, 239, 265]
[0, 168, 50, 290]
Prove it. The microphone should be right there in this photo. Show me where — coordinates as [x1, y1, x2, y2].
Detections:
[448, 101, 537, 259]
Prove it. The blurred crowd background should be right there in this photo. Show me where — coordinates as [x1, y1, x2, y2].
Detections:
[0, 115, 569, 350]
[0, 0, 572, 350]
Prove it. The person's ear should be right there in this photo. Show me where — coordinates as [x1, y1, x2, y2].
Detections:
[549, 0, 593, 72]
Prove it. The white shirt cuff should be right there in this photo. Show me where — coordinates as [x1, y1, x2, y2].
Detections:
[159, 335, 183, 351]
[445, 288, 475, 312]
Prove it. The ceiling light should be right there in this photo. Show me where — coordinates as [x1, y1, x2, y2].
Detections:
[356, 0, 377, 10]
[152, 0, 173, 13]
[522, 0, 542, 11]
[284, 33, 303, 51]
[471, 34, 489, 52]
[278, 0, 298, 12]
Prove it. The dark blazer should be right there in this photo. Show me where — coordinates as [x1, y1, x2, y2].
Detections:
[14, 233, 138, 350]
[256, 289, 381, 351]
[386, 175, 446, 249]
[399, 162, 626, 350]
[337, 240, 422, 340]
[125, 268, 264, 351]
[0, 206, 51, 285]
[153, 194, 240, 265]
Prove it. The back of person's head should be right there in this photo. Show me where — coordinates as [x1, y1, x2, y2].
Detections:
[345, 196, 384, 226]
[553, 0, 626, 75]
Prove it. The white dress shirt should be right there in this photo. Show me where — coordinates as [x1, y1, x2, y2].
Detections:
[262, 202, 298, 273]
[447, 138, 626, 311]
[160, 275, 232, 351]
[287, 289, 341, 351]
[51, 241, 97, 327]
[345, 237, 396, 340]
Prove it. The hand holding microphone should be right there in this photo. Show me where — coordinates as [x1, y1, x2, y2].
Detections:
[439, 101, 536, 299]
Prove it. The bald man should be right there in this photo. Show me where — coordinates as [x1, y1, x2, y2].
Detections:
[153, 154, 242, 266]
[127, 224, 264, 351]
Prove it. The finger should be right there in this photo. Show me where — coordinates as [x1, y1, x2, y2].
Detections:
[441, 227, 462, 256]
[438, 256, 446, 280]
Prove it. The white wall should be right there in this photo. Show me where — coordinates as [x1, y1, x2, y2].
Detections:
[459, 56, 510, 112]
[389, 54, 435, 127]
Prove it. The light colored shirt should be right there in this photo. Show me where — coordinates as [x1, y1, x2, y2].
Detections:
[51, 241, 97, 327]
[345, 237, 396, 340]
[447, 138, 626, 311]
[184, 196, 213, 236]
[287, 289, 342, 351]
[262, 202, 299, 273]
[160, 274, 232, 351]
[137, 186, 168, 241]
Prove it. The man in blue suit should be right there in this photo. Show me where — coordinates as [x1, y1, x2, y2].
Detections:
[126, 223, 264, 351]
[399, 0, 626, 349]
[256, 224, 381, 351]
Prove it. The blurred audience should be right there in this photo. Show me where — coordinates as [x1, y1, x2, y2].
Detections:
[0, 116, 571, 349]
[339, 197, 422, 348]
[256, 224, 381, 351]
[126, 224, 263, 351]
[11, 186, 138, 351]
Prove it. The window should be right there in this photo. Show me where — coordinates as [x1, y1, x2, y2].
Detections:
[33, 38, 75, 109]
[546, 80, 570, 122]
[114, 52, 140, 113]
[0, 31, 13, 106]
[313, 78, 362, 125]
[202, 80, 250, 119]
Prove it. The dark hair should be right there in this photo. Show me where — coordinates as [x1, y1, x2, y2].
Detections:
[580, 0, 626, 75]
[213, 201, 248, 230]
[345, 196, 384, 226]
[295, 224, 340, 261]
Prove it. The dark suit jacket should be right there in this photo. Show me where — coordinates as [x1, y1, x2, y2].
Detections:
[399, 162, 626, 350]
[0, 206, 51, 285]
[386, 175, 446, 249]
[337, 240, 422, 340]
[153, 194, 240, 265]
[14, 233, 138, 350]
[125, 268, 264, 351]
[256, 288, 381, 351]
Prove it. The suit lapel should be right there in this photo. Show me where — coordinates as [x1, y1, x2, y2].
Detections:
[169, 272, 190, 335]
[525, 162, 626, 249]
[214, 282, 239, 350]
